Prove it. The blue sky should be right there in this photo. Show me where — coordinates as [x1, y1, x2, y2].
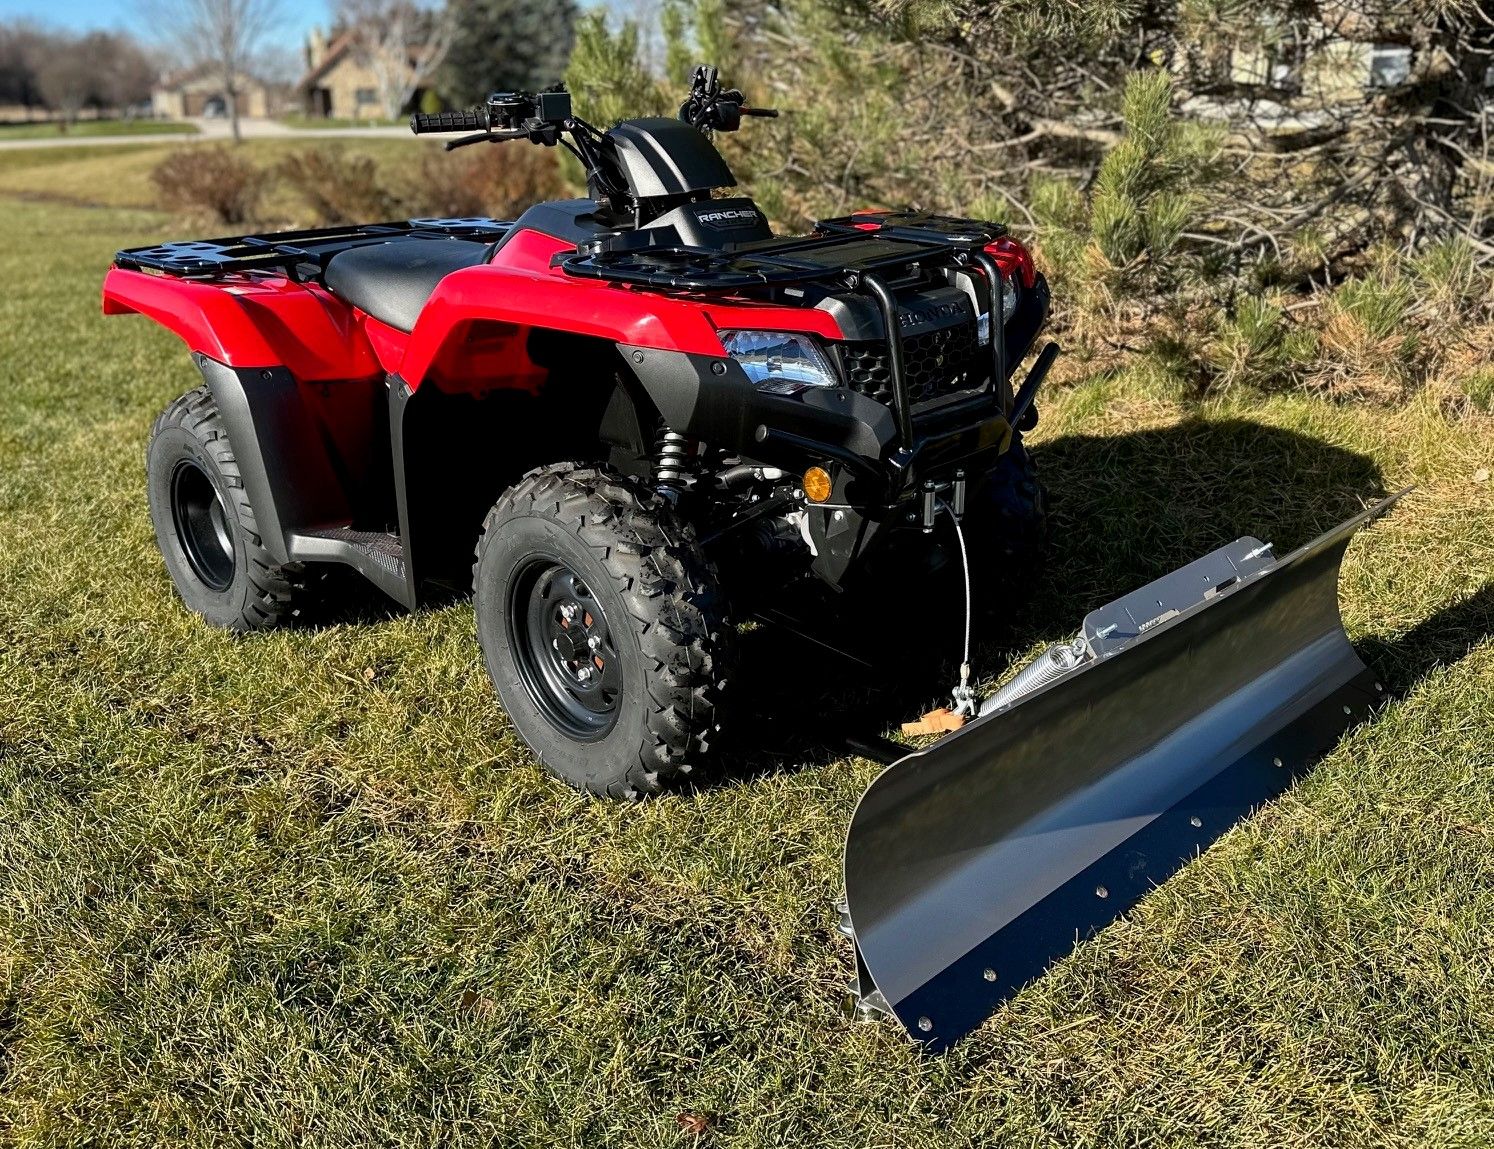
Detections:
[0, 0, 613, 52]
[1, 0, 339, 51]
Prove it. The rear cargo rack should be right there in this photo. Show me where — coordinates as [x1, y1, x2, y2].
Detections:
[113, 217, 512, 280]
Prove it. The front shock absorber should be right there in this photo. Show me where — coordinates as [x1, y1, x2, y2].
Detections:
[654, 427, 694, 494]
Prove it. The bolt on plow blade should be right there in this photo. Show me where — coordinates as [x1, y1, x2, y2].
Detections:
[842, 492, 1406, 1050]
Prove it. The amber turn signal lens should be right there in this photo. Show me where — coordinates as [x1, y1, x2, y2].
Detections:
[803, 466, 833, 503]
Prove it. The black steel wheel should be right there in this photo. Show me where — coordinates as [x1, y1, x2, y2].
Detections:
[146, 386, 310, 631]
[509, 557, 623, 739]
[474, 464, 733, 798]
[169, 457, 236, 591]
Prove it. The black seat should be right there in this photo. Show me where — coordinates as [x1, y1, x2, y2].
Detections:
[323, 238, 492, 332]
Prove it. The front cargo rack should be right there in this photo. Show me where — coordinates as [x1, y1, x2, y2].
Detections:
[113, 217, 512, 280]
[557, 210, 1009, 294]
[814, 209, 1008, 247]
[557, 245, 844, 292]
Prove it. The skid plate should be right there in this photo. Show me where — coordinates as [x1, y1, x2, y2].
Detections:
[842, 493, 1405, 1050]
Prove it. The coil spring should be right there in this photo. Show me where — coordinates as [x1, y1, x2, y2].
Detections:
[655, 428, 693, 490]
[979, 635, 1092, 716]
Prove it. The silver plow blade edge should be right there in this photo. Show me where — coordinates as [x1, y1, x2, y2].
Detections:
[842, 491, 1407, 1050]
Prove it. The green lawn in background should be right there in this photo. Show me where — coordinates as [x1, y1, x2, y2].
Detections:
[0, 139, 430, 221]
[0, 119, 199, 140]
[0, 192, 1492, 1147]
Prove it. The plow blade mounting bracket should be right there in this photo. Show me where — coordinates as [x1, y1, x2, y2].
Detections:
[842, 491, 1406, 1050]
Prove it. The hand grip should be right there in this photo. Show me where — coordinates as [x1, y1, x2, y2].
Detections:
[740, 106, 779, 118]
[410, 109, 488, 134]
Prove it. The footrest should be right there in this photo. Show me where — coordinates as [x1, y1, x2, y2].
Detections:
[302, 528, 406, 580]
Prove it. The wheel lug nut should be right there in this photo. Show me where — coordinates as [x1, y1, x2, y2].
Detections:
[577, 666, 593, 682]
[587, 635, 601, 650]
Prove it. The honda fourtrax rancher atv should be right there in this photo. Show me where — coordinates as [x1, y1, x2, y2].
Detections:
[108, 68, 1055, 788]
[106, 67, 1403, 1049]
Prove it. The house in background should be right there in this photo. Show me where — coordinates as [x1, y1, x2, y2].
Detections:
[151, 66, 274, 120]
[1179, 22, 1487, 131]
[299, 27, 435, 119]
[1228, 36, 1416, 101]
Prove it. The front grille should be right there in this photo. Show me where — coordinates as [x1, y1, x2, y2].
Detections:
[838, 321, 984, 406]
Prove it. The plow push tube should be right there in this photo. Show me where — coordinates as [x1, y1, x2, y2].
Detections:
[842, 492, 1406, 1050]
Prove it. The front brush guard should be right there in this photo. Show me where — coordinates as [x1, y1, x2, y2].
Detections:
[841, 491, 1406, 1050]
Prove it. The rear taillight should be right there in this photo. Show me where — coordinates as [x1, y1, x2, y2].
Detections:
[986, 236, 1037, 289]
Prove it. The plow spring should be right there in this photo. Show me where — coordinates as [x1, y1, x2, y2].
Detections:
[842, 492, 1407, 1050]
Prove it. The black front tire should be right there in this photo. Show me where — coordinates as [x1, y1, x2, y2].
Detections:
[965, 435, 1048, 596]
[146, 387, 309, 631]
[474, 464, 732, 798]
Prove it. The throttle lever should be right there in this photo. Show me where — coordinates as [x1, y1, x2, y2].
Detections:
[443, 132, 495, 151]
[443, 128, 526, 151]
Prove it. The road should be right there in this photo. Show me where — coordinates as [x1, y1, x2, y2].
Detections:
[0, 117, 413, 150]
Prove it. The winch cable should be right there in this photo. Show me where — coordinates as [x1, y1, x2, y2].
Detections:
[941, 500, 978, 718]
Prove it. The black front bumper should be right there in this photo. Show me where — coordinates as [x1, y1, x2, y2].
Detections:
[771, 277, 1053, 583]
[618, 273, 1052, 584]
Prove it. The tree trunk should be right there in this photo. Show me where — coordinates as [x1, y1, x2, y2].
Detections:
[226, 69, 242, 143]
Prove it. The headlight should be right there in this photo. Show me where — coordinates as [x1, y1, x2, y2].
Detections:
[1000, 275, 1019, 320]
[720, 330, 838, 395]
[977, 278, 1019, 346]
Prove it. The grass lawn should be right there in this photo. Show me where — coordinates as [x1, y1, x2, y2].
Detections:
[0, 119, 199, 140]
[0, 139, 432, 221]
[1, 191, 1493, 1147]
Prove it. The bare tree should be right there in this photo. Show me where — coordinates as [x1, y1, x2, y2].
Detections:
[337, 0, 454, 120]
[0, 22, 52, 115]
[143, 0, 285, 141]
[33, 34, 97, 124]
[100, 33, 160, 114]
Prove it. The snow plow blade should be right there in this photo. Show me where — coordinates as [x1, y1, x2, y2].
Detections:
[842, 492, 1405, 1050]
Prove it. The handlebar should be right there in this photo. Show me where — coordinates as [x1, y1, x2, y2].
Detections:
[410, 109, 488, 134]
[678, 66, 777, 132]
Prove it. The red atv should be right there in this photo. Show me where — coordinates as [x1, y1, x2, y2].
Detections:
[103, 67, 1054, 798]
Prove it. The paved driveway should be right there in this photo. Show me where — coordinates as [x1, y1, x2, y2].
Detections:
[0, 117, 413, 150]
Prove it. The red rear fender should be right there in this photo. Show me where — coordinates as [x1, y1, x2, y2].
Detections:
[102, 267, 380, 381]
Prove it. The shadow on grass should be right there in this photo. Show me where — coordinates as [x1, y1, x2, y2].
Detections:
[297, 567, 473, 630]
[1358, 582, 1494, 698]
[706, 416, 1391, 788]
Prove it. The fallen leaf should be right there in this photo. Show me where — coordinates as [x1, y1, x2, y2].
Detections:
[1474, 467, 1489, 483]
[363, 667, 376, 681]
[676, 1111, 712, 1137]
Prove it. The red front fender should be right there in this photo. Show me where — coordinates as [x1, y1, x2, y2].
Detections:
[398, 228, 846, 390]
